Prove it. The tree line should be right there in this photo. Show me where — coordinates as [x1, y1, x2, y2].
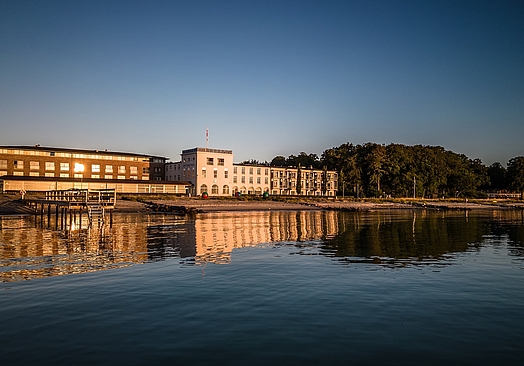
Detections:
[267, 142, 524, 198]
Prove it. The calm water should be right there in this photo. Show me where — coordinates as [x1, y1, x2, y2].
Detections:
[1, 210, 523, 365]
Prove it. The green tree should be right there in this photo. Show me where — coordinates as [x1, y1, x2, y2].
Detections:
[270, 156, 286, 166]
[487, 162, 507, 190]
[296, 164, 302, 195]
[507, 156, 524, 199]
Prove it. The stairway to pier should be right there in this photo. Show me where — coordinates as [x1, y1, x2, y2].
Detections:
[88, 206, 105, 226]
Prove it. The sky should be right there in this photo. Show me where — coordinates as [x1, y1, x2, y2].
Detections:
[1, 0, 523, 165]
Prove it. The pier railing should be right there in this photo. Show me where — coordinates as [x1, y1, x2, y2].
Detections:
[44, 189, 116, 206]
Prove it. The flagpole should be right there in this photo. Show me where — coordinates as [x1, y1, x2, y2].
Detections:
[206, 127, 209, 149]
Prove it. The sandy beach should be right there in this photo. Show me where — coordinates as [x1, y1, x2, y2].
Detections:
[2, 194, 524, 215]
[113, 197, 524, 214]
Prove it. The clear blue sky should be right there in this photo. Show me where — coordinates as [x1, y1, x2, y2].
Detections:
[1, 0, 523, 165]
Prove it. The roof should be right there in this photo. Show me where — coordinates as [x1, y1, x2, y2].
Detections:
[181, 147, 233, 155]
[0, 145, 168, 160]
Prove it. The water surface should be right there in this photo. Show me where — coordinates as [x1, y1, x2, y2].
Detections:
[1, 210, 523, 365]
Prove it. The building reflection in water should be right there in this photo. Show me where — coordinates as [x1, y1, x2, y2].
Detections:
[2, 209, 524, 281]
[191, 211, 339, 264]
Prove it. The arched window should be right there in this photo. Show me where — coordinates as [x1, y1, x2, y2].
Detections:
[255, 187, 262, 195]
[240, 186, 247, 194]
[232, 186, 238, 194]
[200, 184, 208, 194]
[211, 184, 219, 194]
[222, 185, 229, 195]
[248, 187, 255, 194]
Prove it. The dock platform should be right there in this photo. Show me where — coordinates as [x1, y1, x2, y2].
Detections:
[25, 189, 116, 229]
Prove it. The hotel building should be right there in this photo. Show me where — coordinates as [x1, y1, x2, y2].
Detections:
[0, 146, 189, 194]
[165, 147, 338, 197]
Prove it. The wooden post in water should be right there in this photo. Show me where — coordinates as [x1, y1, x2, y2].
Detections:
[47, 204, 51, 228]
[55, 205, 59, 230]
[39, 203, 44, 228]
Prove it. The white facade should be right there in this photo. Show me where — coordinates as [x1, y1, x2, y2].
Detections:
[231, 164, 271, 195]
[165, 148, 234, 196]
[165, 147, 338, 197]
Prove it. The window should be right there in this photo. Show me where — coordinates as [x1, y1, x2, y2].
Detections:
[224, 170, 228, 178]
[0, 160, 7, 169]
[213, 169, 218, 178]
[200, 184, 208, 194]
[45, 172, 54, 177]
[91, 174, 100, 179]
[249, 168, 253, 175]
[142, 167, 149, 174]
[233, 167, 237, 174]
[0, 171, 7, 176]
[30, 161, 39, 170]
[265, 177, 269, 184]
[92, 164, 100, 173]
[257, 177, 261, 184]
[105, 175, 113, 179]
[106, 165, 113, 173]
[223, 185, 229, 194]
[130, 166, 138, 175]
[257, 168, 261, 175]
[117, 175, 126, 179]
[241, 167, 245, 174]
[29, 172, 39, 176]
[211, 185, 219, 194]
[241, 176, 245, 183]
[218, 158, 224, 166]
[46, 162, 55, 170]
[118, 166, 126, 174]
[60, 162, 69, 171]
[207, 157, 214, 165]
[74, 173, 82, 178]
[14, 161, 24, 169]
[202, 168, 207, 178]
[265, 168, 269, 175]
[233, 176, 237, 183]
[60, 173, 69, 178]
[249, 177, 253, 184]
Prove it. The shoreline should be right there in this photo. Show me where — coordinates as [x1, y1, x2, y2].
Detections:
[2, 195, 524, 216]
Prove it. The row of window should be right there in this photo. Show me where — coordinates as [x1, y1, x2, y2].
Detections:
[233, 166, 269, 175]
[206, 158, 225, 166]
[232, 176, 269, 184]
[0, 160, 145, 174]
[199, 184, 271, 195]
[0, 149, 149, 162]
[0, 170, 148, 180]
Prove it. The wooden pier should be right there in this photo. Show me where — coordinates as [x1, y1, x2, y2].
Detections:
[25, 189, 116, 230]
